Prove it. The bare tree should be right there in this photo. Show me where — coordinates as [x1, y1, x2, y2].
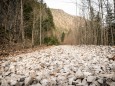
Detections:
[114, 0, 115, 17]
[39, 0, 43, 46]
[20, 0, 25, 48]
[32, 8, 35, 47]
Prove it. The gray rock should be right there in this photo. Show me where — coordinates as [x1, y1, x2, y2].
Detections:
[25, 77, 33, 86]
[50, 77, 56, 85]
[0, 75, 2, 79]
[2, 61, 10, 67]
[112, 64, 115, 72]
[4, 67, 9, 72]
[87, 76, 96, 82]
[68, 77, 76, 85]
[0, 45, 115, 86]
[4, 72, 11, 76]
[1, 79, 9, 86]
[82, 78, 87, 85]
[19, 82, 24, 86]
[40, 79, 49, 86]
[74, 79, 82, 85]
[10, 79, 18, 86]
[75, 69, 84, 79]
[30, 83, 42, 86]
[57, 75, 67, 84]
[112, 74, 115, 81]
[36, 76, 42, 81]
[83, 71, 92, 76]
[93, 81, 100, 86]
[20, 77, 25, 82]
[97, 78, 103, 84]
[109, 82, 115, 86]
[90, 83, 96, 86]
[9, 65, 16, 73]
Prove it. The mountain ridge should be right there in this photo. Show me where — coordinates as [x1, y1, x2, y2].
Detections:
[51, 8, 85, 44]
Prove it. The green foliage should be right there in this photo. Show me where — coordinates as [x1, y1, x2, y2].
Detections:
[44, 37, 59, 45]
[42, 7, 55, 31]
[23, 1, 33, 21]
[61, 32, 65, 42]
[0, 0, 55, 47]
[23, 1, 55, 45]
[25, 27, 32, 38]
[42, 19, 51, 31]
[46, 8, 55, 28]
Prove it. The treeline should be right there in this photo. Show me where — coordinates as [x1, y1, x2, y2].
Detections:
[76, 0, 115, 45]
[0, 0, 58, 50]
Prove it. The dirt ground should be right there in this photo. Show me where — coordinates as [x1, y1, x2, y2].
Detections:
[0, 44, 52, 59]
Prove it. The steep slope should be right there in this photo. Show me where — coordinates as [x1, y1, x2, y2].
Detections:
[51, 9, 76, 32]
[51, 9, 85, 44]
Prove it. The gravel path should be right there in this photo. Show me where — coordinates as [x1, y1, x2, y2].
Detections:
[0, 45, 115, 86]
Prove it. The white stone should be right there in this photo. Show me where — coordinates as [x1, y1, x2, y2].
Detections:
[82, 78, 87, 85]
[40, 79, 49, 86]
[10, 79, 17, 86]
[0, 45, 115, 86]
[97, 78, 103, 84]
[57, 75, 67, 84]
[83, 72, 92, 76]
[75, 69, 84, 79]
[90, 83, 96, 86]
[25, 77, 33, 86]
[1, 79, 8, 86]
[36, 76, 42, 81]
[87, 76, 96, 82]
[109, 82, 115, 86]
[49, 77, 56, 85]
[4, 72, 11, 76]
[9, 65, 15, 73]
[94, 81, 100, 86]
[68, 77, 75, 85]
[112, 64, 115, 72]
[30, 83, 42, 86]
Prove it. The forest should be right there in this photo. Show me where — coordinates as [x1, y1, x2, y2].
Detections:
[74, 0, 115, 45]
[0, 0, 115, 86]
[0, 0, 58, 53]
[0, 0, 115, 51]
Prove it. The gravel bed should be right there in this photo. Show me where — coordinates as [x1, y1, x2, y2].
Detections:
[0, 45, 115, 86]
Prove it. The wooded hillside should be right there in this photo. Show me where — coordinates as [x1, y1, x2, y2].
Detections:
[0, 0, 115, 54]
[0, 0, 57, 51]
[51, 9, 85, 44]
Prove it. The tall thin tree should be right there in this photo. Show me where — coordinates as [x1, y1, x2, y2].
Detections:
[20, 0, 25, 48]
[39, 0, 43, 45]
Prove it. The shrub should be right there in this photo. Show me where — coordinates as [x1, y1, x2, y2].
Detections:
[61, 32, 65, 42]
[44, 36, 59, 45]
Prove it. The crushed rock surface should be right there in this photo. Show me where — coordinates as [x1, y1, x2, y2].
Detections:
[0, 45, 115, 86]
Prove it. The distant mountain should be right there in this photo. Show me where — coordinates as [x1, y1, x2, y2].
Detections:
[51, 9, 85, 44]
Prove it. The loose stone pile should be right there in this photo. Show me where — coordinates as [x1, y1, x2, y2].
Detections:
[0, 45, 115, 86]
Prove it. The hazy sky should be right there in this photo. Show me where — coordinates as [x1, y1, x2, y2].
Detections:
[44, 0, 78, 16]
[44, 0, 114, 16]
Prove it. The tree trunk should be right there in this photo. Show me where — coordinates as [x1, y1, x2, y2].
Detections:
[39, 0, 42, 46]
[114, 0, 115, 17]
[32, 8, 35, 47]
[20, 0, 25, 48]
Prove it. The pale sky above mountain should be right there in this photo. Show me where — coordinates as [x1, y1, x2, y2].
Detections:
[44, 0, 79, 16]
[44, 0, 114, 16]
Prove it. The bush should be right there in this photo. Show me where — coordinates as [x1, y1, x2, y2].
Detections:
[44, 36, 59, 45]
[61, 32, 65, 42]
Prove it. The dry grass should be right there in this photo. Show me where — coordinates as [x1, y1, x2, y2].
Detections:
[0, 43, 52, 59]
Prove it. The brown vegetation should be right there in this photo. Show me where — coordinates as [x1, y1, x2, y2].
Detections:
[51, 9, 85, 44]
